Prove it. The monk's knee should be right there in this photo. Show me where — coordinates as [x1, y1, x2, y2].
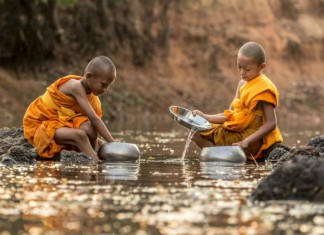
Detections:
[192, 133, 214, 148]
[73, 129, 89, 146]
[80, 122, 98, 140]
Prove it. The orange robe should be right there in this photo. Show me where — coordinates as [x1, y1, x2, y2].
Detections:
[200, 74, 283, 160]
[23, 75, 102, 158]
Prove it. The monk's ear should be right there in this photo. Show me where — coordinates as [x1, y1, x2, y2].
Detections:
[261, 63, 267, 69]
[85, 72, 93, 79]
[260, 63, 266, 71]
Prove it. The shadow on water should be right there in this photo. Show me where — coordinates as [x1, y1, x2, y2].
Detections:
[0, 116, 323, 234]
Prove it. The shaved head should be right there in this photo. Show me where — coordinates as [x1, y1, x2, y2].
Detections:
[238, 42, 266, 66]
[85, 56, 116, 77]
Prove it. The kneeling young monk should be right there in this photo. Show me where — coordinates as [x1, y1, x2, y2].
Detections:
[23, 56, 116, 162]
[192, 42, 283, 160]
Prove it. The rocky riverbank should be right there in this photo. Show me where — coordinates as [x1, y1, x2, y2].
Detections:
[0, 127, 93, 165]
[251, 135, 324, 202]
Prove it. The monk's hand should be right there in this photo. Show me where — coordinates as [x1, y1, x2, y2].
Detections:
[233, 140, 249, 148]
[97, 138, 105, 148]
[192, 110, 204, 117]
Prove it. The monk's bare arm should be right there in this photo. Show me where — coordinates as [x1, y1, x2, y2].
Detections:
[194, 112, 227, 124]
[233, 101, 277, 148]
[69, 81, 115, 142]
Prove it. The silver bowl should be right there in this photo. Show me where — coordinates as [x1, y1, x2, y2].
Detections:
[200, 146, 246, 163]
[169, 106, 212, 132]
[98, 142, 140, 161]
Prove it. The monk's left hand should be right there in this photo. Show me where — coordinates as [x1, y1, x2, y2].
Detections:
[233, 140, 249, 148]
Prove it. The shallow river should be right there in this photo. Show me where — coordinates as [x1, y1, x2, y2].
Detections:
[0, 116, 323, 235]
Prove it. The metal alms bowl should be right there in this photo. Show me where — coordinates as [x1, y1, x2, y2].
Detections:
[98, 142, 140, 161]
[200, 146, 247, 163]
[169, 106, 212, 132]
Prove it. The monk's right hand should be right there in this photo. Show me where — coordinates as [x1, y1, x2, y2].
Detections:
[192, 110, 204, 117]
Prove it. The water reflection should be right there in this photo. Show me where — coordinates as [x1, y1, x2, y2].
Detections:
[0, 127, 324, 235]
[99, 161, 140, 181]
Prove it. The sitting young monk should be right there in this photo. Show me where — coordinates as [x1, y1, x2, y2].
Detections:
[23, 56, 116, 162]
[192, 42, 283, 160]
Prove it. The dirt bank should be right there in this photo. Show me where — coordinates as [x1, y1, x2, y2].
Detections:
[0, 0, 323, 127]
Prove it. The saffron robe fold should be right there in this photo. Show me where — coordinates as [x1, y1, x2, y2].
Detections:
[23, 75, 102, 158]
[200, 74, 283, 160]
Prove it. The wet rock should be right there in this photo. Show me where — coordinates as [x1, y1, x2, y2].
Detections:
[262, 143, 291, 162]
[0, 127, 30, 155]
[60, 150, 94, 164]
[1, 156, 17, 166]
[0, 126, 23, 139]
[0, 127, 93, 165]
[264, 136, 324, 167]
[309, 135, 324, 147]
[3, 145, 37, 165]
[308, 135, 324, 156]
[251, 136, 324, 202]
[251, 156, 324, 202]
[0, 127, 37, 165]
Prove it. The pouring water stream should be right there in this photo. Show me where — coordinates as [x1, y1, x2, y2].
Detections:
[181, 128, 196, 162]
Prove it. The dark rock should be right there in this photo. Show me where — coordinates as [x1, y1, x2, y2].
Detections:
[0, 127, 30, 155]
[308, 135, 324, 157]
[60, 150, 94, 164]
[251, 135, 324, 202]
[262, 143, 291, 162]
[251, 156, 324, 202]
[1, 156, 17, 166]
[263, 136, 324, 168]
[308, 135, 324, 148]
[0, 127, 37, 165]
[0, 127, 23, 139]
[0, 127, 95, 165]
[1, 145, 37, 165]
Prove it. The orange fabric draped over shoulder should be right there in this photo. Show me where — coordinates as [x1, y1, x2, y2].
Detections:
[201, 74, 283, 160]
[23, 75, 102, 158]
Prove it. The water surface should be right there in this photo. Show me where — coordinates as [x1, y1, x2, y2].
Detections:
[0, 118, 323, 234]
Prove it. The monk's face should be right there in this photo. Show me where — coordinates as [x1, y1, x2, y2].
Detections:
[88, 69, 116, 96]
[237, 53, 265, 81]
